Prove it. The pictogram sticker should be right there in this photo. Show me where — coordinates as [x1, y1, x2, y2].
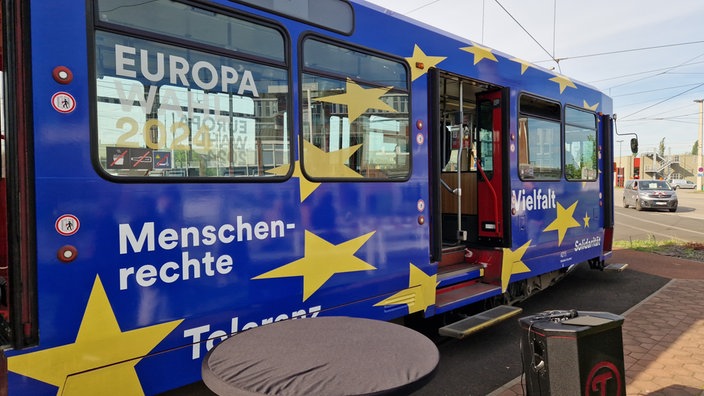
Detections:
[55, 214, 80, 236]
[416, 133, 424, 145]
[51, 92, 76, 114]
[154, 151, 172, 169]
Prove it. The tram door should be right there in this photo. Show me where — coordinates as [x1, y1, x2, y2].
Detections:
[1, 5, 39, 350]
[433, 72, 507, 255]
[475, 90, 505, 245]
[437, 75, 478, 247]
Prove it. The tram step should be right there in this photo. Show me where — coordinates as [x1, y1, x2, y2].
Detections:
[604, 263, 629, 272]
[435, 282, 501, 314]
[437, 263, 484, 288]
[439, 305, 523, 339]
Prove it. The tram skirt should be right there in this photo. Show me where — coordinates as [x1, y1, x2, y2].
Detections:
[518, 310, 626, 396]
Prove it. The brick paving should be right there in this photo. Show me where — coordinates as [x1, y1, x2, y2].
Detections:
[490, 249, 704, 396]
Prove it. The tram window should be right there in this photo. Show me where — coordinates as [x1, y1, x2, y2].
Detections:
[301, 38, 410, 180]
[96, 0, 285, 62]
[518, 96, 561, 180]
[517, 117, 560, 180]
[237, 0, 354, 35]
[564, 107, 597, 181]
[477, 100, 494, 174]
[93, 7, 290, 179]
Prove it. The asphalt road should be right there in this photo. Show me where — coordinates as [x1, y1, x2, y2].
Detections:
[614, 188, 704, 243]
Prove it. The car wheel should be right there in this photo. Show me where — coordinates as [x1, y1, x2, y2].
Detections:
[623, 197, 629, 209]
[635, 200, 642, 211]
[669, 206, 677, 213]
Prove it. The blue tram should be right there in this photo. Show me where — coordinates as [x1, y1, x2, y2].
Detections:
[0, 0, 619, 394]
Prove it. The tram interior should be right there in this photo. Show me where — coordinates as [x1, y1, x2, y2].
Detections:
[437, 73, 499, 247]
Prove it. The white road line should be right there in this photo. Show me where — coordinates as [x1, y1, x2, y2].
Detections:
[616, 211, 704, 240]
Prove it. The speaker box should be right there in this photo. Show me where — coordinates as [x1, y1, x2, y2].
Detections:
[519, 310, 626, 395]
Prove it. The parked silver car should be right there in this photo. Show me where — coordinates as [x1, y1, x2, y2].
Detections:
[668, 179, 696, 190]
[623, 180, 678, 212]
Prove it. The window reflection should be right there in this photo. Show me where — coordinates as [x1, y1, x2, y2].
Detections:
[301, 40, 410, 180]
[94, 30, 289, 178]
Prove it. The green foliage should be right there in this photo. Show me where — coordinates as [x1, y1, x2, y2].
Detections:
[614, 238, 704, 262]
[658, 137, 665, 156]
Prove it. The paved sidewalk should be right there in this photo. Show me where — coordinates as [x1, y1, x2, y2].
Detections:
[490, 249, 704, 396]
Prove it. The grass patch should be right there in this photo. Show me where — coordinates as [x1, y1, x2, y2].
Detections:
[614, 237, 704, 262]
[614, 236, 675, 252]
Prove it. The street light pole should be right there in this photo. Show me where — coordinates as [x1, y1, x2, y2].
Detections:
[696, 99, 704, 191]
[617, 139, 623, 187]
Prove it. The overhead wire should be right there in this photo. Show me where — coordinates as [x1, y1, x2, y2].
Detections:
[603, 51, 704, 90]
[534, 40, 704, 64]
[404, 0, 443, 15]
[492, 0, 562, 73]
[484, 2, 704, 124]
[620, 82, 704, 119]
[613, 83, 704, 98]
[591, 60, 704, 84]
[400, 0, 562, 71]
[396, 0, 704, 132]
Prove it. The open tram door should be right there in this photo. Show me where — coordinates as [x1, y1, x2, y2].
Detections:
[428, 71, 518, 336]
[0, 0, 39, 356]
[430, 71, 509, 257]
[475, 89, 507, 245]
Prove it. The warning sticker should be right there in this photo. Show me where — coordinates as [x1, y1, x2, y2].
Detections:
[55, 214, 80, 236]
[130, 148, 153, 169]
[153, 151, 172, 169]
[106, 147, 154, 170]
[51, 92, 76, 114]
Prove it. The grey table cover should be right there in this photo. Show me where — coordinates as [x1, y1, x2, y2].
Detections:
[202, 316, 439, 395]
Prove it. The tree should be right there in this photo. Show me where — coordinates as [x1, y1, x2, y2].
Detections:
[693, 140, 699, 156]
[658, 137, 665, 156]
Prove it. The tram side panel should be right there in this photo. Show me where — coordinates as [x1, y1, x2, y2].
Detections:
[5, 2, 436, 395]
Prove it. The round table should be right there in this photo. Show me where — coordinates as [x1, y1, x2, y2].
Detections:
[201, 316, 439, 395]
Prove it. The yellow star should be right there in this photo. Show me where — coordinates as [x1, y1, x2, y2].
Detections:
[253, 230, 376, 301]
[549, 74, 577, 94]
[374, 263, 438, 314]
[267, 140, 362, 201]
[460, 42, 498, 65]
[544, 201, 581, 245]
[583, 100, 599, 111]
[8, 276, 182, 395]
[267, 159, 320, 202]
[302, 139, 363, 179]
[511, 57, 533, 75]
[583, 212, 591, 228]
[501, 241, 532, 293]
[405, 44, 446, 81]
[314, 78, 396, 122]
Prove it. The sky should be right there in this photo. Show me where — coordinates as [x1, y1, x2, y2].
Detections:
[365, 0, 704, 156]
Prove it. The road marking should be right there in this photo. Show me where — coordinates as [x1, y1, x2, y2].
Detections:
[615, 221, 686, 242]
[617, 211, 704, 240]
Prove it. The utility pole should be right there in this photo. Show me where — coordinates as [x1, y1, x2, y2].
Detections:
[696, 100, 704, 191]
[617, 139, 623, 187]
